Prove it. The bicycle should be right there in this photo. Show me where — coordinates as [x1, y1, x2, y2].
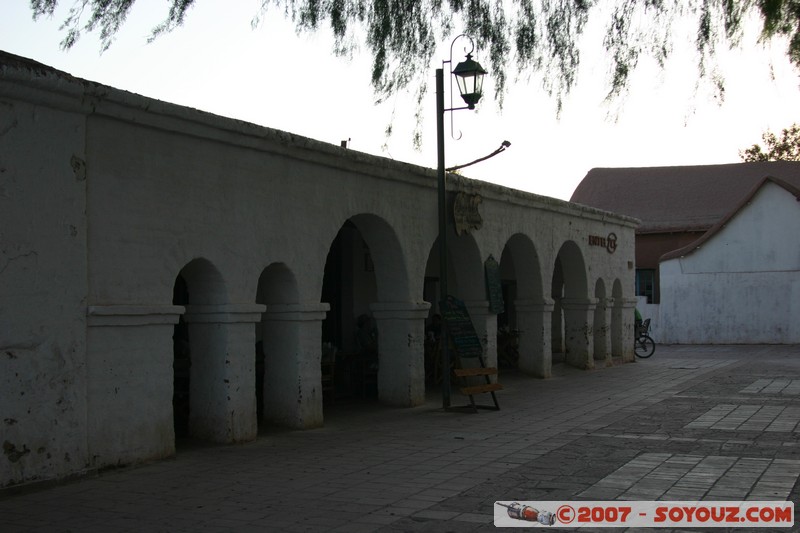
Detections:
[634, 318, 656, 358]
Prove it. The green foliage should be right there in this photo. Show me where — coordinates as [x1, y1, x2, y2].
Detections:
[739, 123, 800, 161]
[30, 0, 800, 110]
[758, 0, 800, 64]
[32, 0, 140, 51]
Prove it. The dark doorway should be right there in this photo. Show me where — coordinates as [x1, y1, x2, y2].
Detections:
[172, 275, 190, 442]
[321, 220, 379, 401]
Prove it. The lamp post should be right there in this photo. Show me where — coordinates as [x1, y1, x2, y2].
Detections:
[437, 36, 487, 409]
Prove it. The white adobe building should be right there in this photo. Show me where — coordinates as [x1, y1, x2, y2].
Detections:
[571, 163, 800, 344]
[0, 51, 637, 490]
[659, 177, 800, 344]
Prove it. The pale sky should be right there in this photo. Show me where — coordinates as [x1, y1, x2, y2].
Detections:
[2, 0, 799, 200]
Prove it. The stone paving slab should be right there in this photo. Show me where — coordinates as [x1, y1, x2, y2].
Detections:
[741, 379, 800, 395]
[1, 345, 799, 532]
[577, 453, 800, 502]
[686, 404, 800, 432]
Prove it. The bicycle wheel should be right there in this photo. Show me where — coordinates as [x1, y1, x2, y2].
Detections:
[634, 335, 656, 358]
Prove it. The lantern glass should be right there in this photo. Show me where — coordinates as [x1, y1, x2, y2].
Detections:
[452, 53, 487, 109]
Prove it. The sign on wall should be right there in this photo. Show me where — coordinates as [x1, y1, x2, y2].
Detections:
[453, 192, 483, 235]
[588, 232, 618, 254]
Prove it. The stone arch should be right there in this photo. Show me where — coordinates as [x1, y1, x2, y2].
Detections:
[424, 232, 483, 302]
[448, 232, 484, 302]
[558, 241, 588, 299]
[423, 231, 484, 390]
[322, 214, 427, 407]
[553, 241, 594, 369]
[255, 263, 301, 428]
[498, 233, 552, 377]
[321, 219, 378, 356]
[178, 258, 229, 304]
[258, 263, 300, 305]
[501, 234, 544, 301]
[350, 213, 410, 302]
[172, 274, 190, 441]
[172, 258, 232, 443]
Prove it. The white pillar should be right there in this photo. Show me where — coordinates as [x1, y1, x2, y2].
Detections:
[560, 298, 598, 369]
[515, 298, 555, 378]
[86, 305, 184, 465]
[613, 297, 638, 362]
[260, 303, 329, 429]
[183, 303, 265, 443]
[370, 301, 431, 407]
[594, 297, 613, 366]
[551, 297, 564, 353]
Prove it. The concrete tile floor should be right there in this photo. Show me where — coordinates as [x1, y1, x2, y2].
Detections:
[1, 345, 798, 532]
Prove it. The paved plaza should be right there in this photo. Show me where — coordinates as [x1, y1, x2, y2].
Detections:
[2, 345, 798, 532]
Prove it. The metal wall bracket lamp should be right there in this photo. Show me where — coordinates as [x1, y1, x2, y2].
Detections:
[446, 140, 511, 172]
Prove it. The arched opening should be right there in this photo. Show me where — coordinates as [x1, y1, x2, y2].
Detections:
[172, 274, 190, 441]
[422, 232, 484, 389]
[171, 258, 229, 446]
[255, 263, 299, 430]
[551, 241, 592, 369]
[498, 234, 546, 376]
[498, 245, 518, 369]
[322, 221, 378, 402]
[320, 215, 410, 405]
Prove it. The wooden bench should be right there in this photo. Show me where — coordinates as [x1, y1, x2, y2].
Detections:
[439, 294, 502, 413]
[452, 365, 502, 412]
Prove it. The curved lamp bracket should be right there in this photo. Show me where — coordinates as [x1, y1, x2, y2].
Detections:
[443, 34, 487, 140]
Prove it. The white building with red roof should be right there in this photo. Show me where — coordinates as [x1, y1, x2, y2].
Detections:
[571, 163, 800, 344]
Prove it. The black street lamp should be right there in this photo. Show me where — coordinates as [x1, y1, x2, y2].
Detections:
[451, 53, 488, 110]
[436, 36, 487, 409]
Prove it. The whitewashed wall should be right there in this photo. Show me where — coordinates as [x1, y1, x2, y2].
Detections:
[660, 181, 800, 344]
[0, 88, 90, 487]
[0, 53, 637, 489]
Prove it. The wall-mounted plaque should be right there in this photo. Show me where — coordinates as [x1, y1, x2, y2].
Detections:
[453, 192, 483, 235]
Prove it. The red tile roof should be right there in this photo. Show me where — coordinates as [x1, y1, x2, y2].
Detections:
[570, 162, 800, 233]
[659, 176, 800, 261]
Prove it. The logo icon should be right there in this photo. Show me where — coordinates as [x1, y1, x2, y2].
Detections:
[496, 502, 556, 525]
[556, 504, 576, 524]
[606, 232, 617, 254]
